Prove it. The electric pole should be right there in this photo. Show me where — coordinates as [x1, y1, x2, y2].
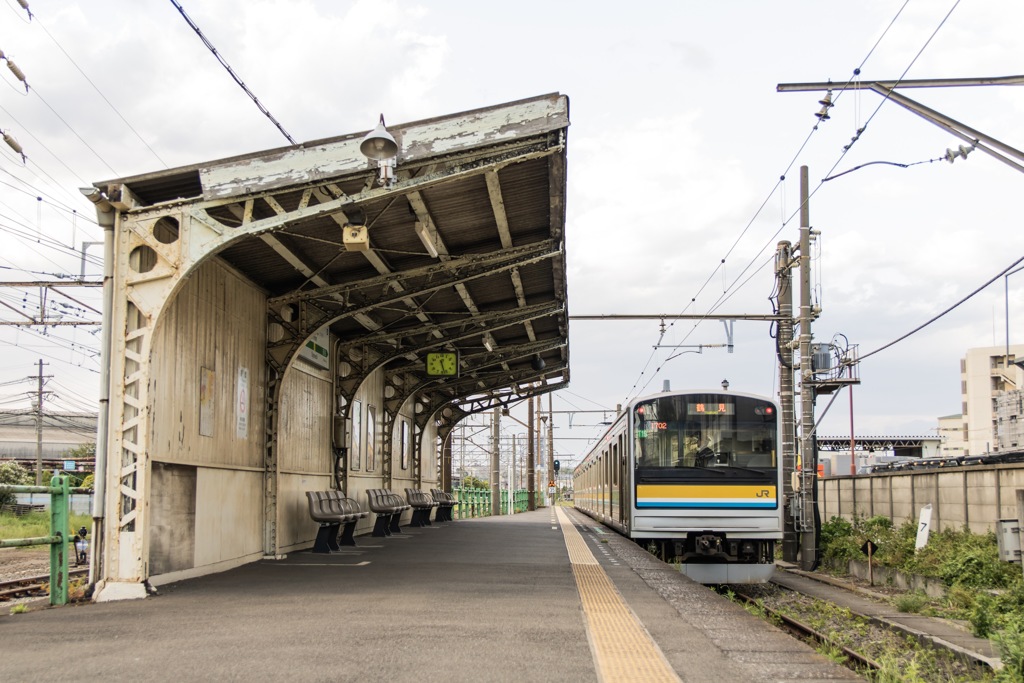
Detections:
[776, 241, 798, 562]
[547, 393, 555, 504]
[798, 166, 819, 571]
[34, 359, 47, 485]
[527, 397, 536, 510]
[491, 407, 500, 515]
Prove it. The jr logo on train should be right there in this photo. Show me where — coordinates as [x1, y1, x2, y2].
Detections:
[572, 388, 782, 584]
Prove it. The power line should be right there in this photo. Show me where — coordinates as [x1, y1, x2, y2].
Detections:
[621, 1, 960, 405]
[33, 13, 169, 169]
[169, 0, 297, 145]
[859, 255, 1024, 362]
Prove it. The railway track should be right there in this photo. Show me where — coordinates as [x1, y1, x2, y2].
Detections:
[0, 569, 88, 601]
[724, 585, 881, 674]
[723, 571, 997, 681]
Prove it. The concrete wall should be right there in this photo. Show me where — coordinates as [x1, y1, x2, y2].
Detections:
[819, 463, 1024, 534]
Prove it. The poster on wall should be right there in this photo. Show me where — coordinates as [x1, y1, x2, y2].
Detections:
[236, 367, 249, 439]
[199, 367, 215, 437]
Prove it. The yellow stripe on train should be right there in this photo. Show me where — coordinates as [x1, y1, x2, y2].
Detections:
[636, 484, 777, 509]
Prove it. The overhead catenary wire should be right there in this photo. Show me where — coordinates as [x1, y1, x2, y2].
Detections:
[622, 0, 962, 406]
[169, 0, 297, 145]
[31, 13, 168, 169]
[859, 255, 1024, 362]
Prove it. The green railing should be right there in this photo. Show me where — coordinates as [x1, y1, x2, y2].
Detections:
[451, 487, 530, 518]
[0, 475, 86, 606]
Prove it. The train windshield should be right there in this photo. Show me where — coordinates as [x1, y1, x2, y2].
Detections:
[633, 394, 777, 471]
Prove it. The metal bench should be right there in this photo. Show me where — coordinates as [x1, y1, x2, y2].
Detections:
[366, 488, 410, 537]
[322, 490, 368, 547]
[404, 488, 439, 527]
[430, 488, 459, 522]
[305, 491, 357, 553]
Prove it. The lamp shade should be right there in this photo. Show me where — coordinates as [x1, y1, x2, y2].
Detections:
[360, 114, 398, 161]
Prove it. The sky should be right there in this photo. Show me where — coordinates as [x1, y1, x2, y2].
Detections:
[1, 0, 1022, 472]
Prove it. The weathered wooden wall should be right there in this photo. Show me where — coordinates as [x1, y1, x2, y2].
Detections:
[147, 259, 266, 579]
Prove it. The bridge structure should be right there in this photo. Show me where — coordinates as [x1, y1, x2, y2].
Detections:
[83, 94, 571, 600]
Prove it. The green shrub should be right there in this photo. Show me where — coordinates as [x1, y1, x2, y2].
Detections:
[0, 461, 32, 507]
[993, 619, 1024, 682]
[893, 591, 929, 614]
[971, 592, 997, 638]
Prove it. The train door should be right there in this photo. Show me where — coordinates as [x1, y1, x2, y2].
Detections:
[610, 441, 619, 523]
[618, 433, 627, 525]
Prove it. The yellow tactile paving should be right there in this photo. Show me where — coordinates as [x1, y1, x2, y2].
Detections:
[555, 508, 680, 683]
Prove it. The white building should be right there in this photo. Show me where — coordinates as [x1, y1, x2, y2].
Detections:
[960, 345, 1024, 455]
[937, 413, 966, 458]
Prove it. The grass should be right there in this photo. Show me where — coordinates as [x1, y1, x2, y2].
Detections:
[0, 510, 92, 544]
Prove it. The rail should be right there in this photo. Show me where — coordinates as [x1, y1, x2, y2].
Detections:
[0, 475, 91, 606]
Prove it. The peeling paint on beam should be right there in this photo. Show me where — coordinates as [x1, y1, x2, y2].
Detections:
[199, 94, 568, 201]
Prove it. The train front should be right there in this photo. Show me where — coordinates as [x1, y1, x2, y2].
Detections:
[631, 391, 782, 583]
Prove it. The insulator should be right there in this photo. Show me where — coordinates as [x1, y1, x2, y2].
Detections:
[7, 58, 27, 85]
[3, 131, 24, 156]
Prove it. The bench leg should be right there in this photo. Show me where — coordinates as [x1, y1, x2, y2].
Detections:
[339, 521, 357, 546]
[372, 515, 390, 537]
[327, 522, 342, 552]
[434, 506, 448, 523]
[313, 524, 335, 553]
[389, 513, 403, 534]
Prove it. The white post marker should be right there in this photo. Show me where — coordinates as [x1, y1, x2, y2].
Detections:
[915, 503, 933, 550]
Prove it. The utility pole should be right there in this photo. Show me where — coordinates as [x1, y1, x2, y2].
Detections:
[547, 393, 555, 504]
[35, 359, 46, 485]
[527, 397, 536, 510]
[776, 241, 798, 562]
[491, 408, 500, 516]
[798, 166, 819, 571]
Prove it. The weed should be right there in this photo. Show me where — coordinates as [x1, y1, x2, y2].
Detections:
[815, 641, 846, 666]
[9, 604, 28, 615]
[892, 591, 929, 614]
[993, 619, 1024, 682]
[971, 592, 996, 638]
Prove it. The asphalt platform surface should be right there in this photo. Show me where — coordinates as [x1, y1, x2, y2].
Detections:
[3, 508, 862, 682]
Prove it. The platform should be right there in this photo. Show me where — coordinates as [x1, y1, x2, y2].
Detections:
[2, 508, 859, 682]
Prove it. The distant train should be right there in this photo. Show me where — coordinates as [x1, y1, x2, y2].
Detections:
[573, 388, 782, 583]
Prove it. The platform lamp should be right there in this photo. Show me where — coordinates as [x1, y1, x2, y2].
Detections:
[359, 114, 399, 188]
[721, 379, 729, 391]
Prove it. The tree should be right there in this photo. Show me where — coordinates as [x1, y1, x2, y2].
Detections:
[0, 461, 32, 508]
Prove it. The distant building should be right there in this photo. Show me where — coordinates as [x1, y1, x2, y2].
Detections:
[996, 390, 1024, 452]
[937, 414, 966, 458]
[0, 410, 97, 460]
[960, 345, 1024, 455]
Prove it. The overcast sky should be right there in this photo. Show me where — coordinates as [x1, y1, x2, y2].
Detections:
[1, 1, 1022, 467]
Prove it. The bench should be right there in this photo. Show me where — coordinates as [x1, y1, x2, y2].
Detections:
[305, 490, 364, 554]
[323, 490, 368, 546]
[404, 488, 439, 527]
[430, 488, 459, 522]
[366, 488, 410, 537]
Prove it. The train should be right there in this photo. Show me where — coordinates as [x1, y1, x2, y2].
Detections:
[573, 387, 782, 583]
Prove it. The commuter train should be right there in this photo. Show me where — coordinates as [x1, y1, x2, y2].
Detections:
[573, 388, 782, 583]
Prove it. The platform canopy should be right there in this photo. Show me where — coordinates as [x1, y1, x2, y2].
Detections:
[91, 93, 571, 423]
